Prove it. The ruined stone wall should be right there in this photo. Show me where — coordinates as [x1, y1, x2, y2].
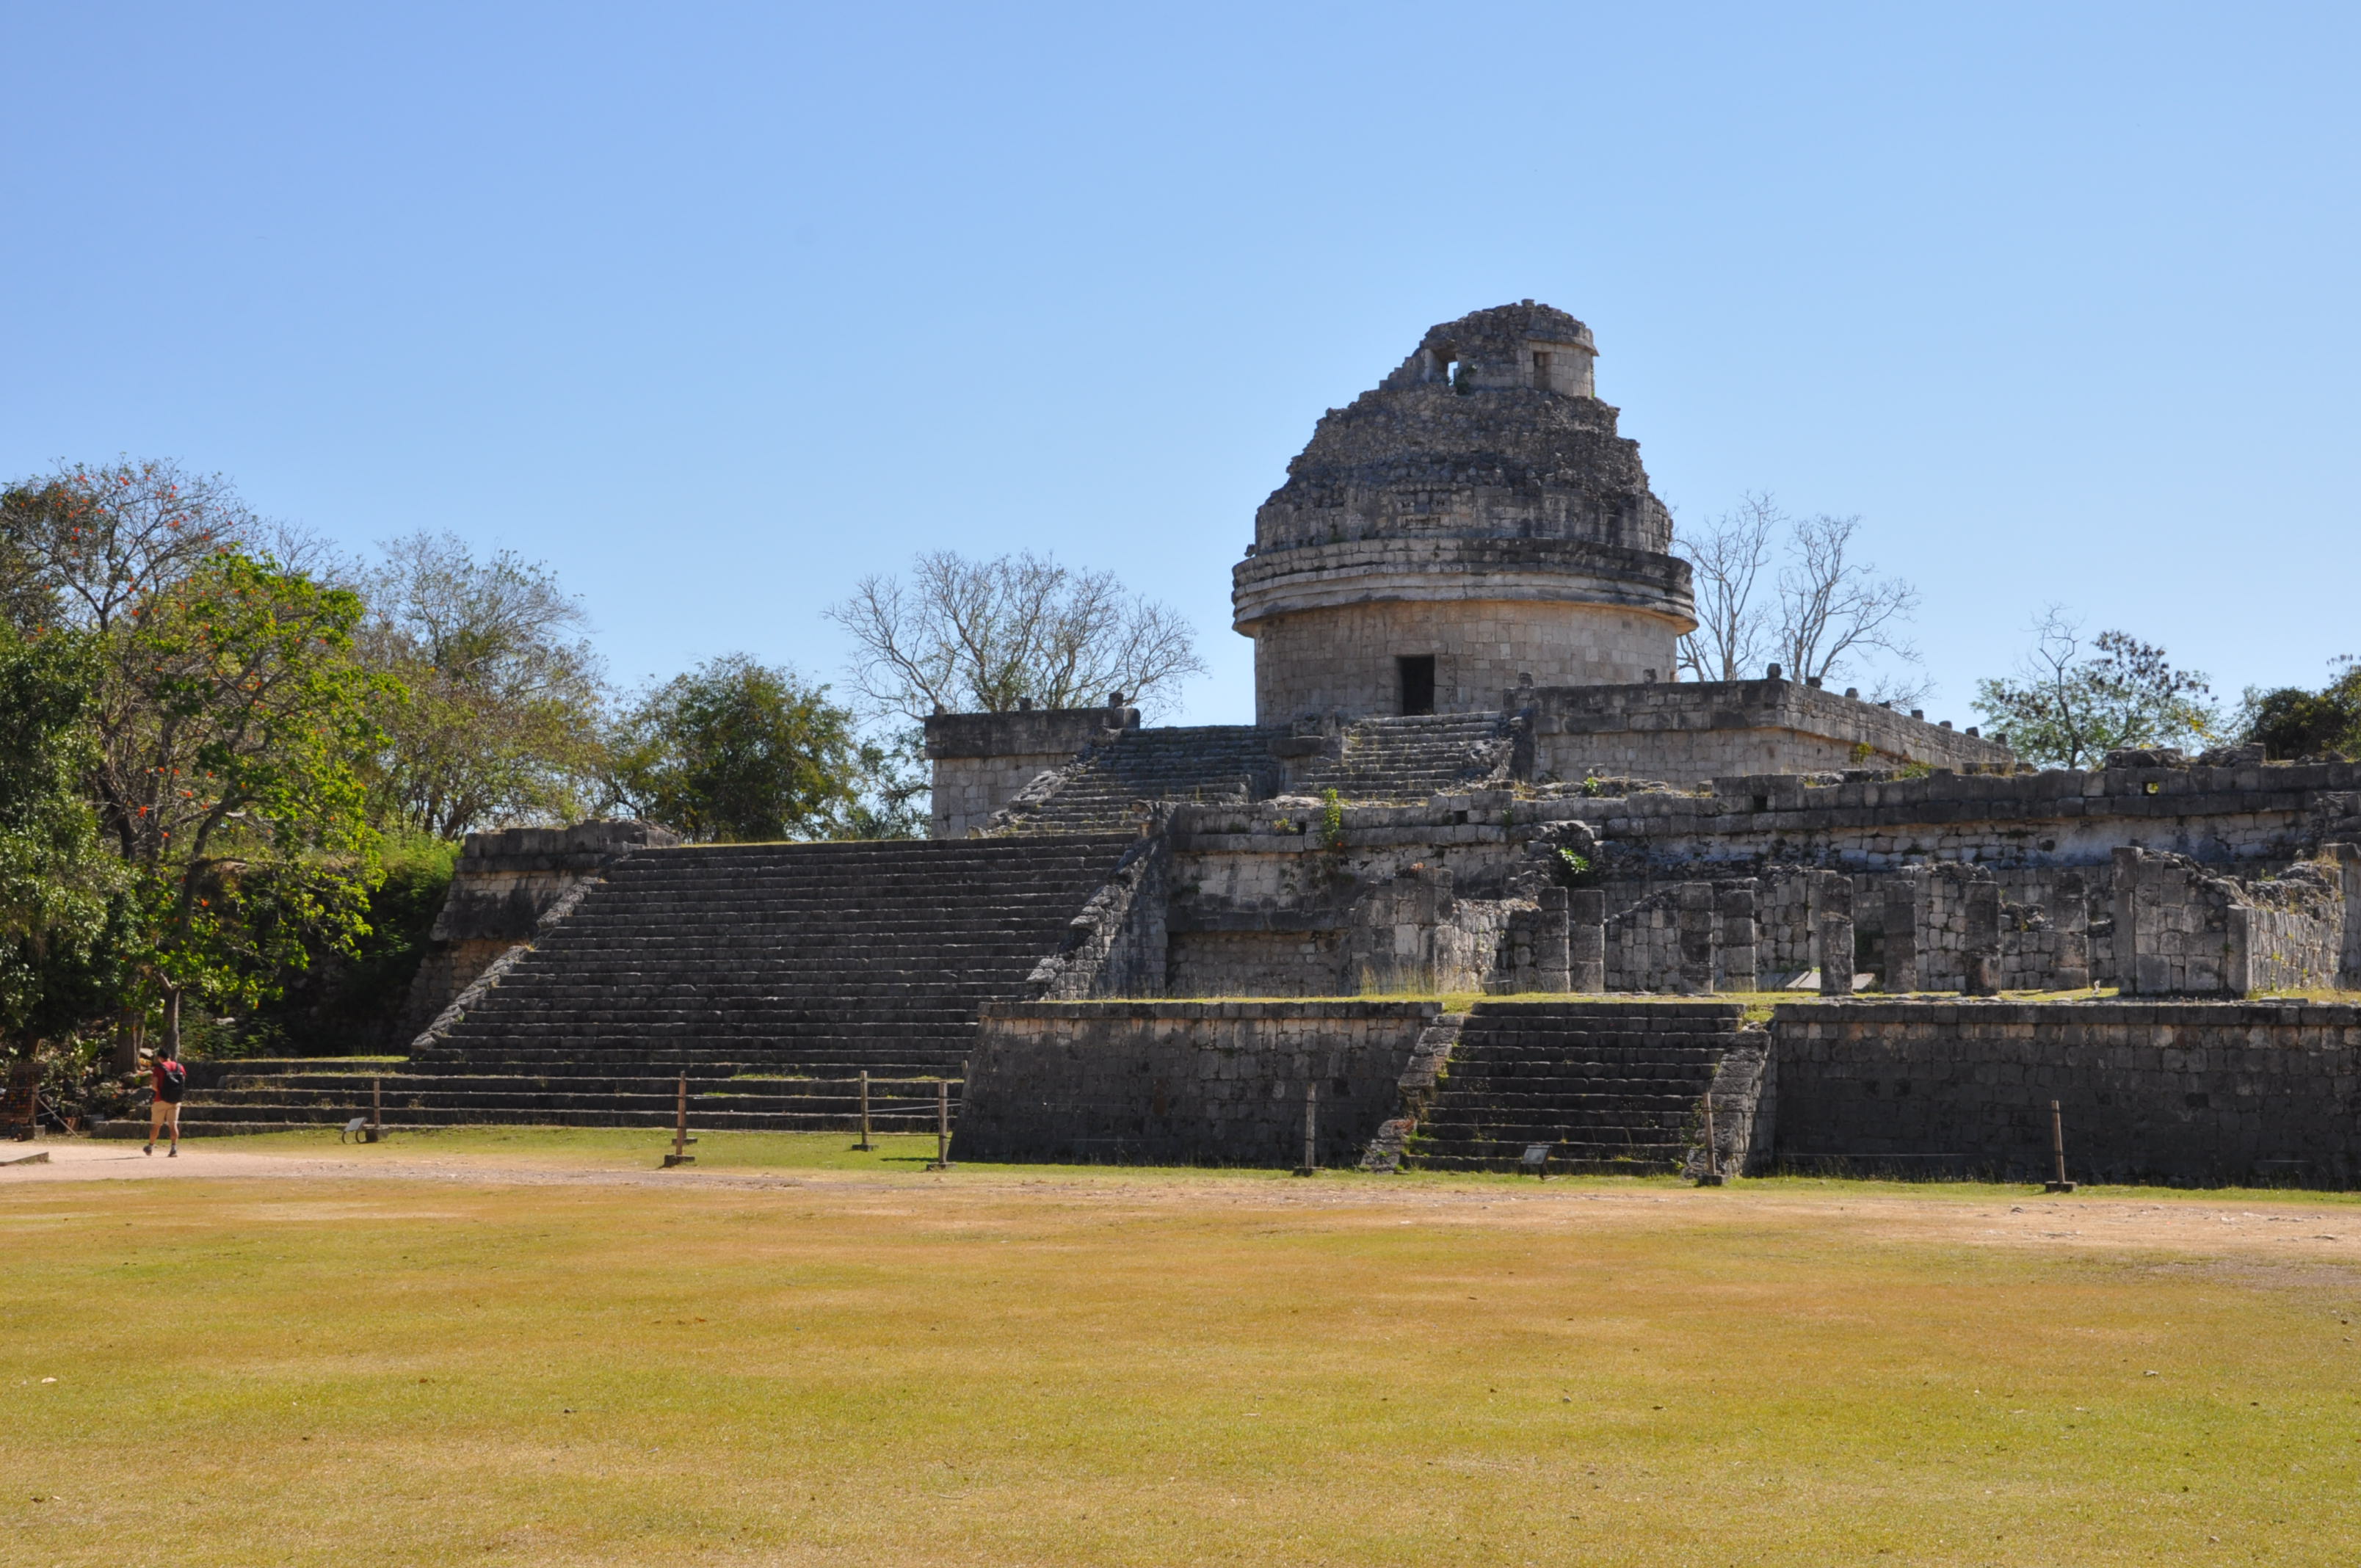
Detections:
[922, 708, 1125, 838]
[1771, 1000, 2361, 1184]
[388, 820, 679, 1047]
[2114, 846, 2349, 996]
[1523, 678, 2009, 787]
[1247, 592, 1676, 724]
[957, 1001, 1438, 1165]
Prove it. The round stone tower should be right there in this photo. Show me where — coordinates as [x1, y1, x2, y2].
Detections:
[1232, 302, 1696, 725]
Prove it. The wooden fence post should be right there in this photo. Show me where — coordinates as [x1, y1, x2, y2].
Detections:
[855, 1070, 874, 1152]
[1294, 1081, 1319, 1176]
[2046, 1100, 2075, 1192]
[663, 1074, 696, 1167]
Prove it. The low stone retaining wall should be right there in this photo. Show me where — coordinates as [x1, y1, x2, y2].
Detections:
[1771, 1000, 2361, 1185]
[957, 1001, 1440, 1166]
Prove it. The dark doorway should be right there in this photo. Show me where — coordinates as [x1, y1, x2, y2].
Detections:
[1398, 655, 1436, 716]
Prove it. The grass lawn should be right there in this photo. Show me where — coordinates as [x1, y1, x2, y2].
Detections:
[7, 1130, 2361, 1566]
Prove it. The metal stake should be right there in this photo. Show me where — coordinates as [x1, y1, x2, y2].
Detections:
[2045, 1099, 2075, 1192]
[1295, 1081, 1319, 1176]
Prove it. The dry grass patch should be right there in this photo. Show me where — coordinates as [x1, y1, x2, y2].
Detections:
[7, 1137, 2361, 1565]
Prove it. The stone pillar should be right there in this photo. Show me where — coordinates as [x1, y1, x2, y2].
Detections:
[1568, 889, 1606, 992]
[1963, 878, 2002, 996]
[2052, 871, 2092, 990]
[1678, 882, 1718, 994]
[2112, 846, 2145, 995]
[2224, 904, 2255, 998]
[1884, 875, 1921, 993]
[2329, 844, 2361, 991]
[1818, 914, 1856, 996]
[1537, 886, 1573, 992]
[1810, 871, 1852, 987]
[1716, 882, 1759, 992]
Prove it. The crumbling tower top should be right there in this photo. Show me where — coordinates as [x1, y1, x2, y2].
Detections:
[1232, 302, 1694, 724]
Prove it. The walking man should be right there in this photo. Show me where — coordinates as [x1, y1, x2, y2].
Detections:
[145, 1041, 186, 1157]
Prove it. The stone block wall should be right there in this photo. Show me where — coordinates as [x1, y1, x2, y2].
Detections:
[1771, 1000, 2361, 1184]
[1523, 678, 2009, 787]
[957, 1001, 1440, 1165]
[923, 708, 1129, 838]
[388, 819, 678, 1048]
[2114, 846, 2349, 996]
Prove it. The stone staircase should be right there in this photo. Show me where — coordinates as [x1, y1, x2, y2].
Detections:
[1289, 713, 1511, 801]
[1405, 1001, 1751, 1174]
[994, 727, 1285, 833]
[992, 713, 1515, 835]
[119, 835, 1136, 1136]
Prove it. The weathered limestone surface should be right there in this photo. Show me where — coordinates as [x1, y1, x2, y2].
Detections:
[957, 1001, 1439, 1165]
[924, 706, 1136, 838]
[387, 820, 679, 1049]
[1233, 302, 1695, 722]
[1773, 1000, 2361, 1183]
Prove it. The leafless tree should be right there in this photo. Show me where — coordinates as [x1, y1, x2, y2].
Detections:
[828, 550, 1207, 724]
[1673, 493, 1777, 682]
[1673, 494, 1926, 703]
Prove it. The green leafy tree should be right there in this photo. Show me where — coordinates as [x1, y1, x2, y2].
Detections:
[2238, 657, 2361, 761]
[358, 533, 609, 836]
[606, 655, 874, 842]
[0, 625, 123, 1058]
[94, 551, 391, 1053]
[1973, 608, 2219, 769]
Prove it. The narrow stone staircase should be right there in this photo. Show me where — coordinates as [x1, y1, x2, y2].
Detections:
[993, 727, 1285, 832]
[122, 835, 1136, 1136]
[1406, 1001, 1750, 1174]
[1288, 713, 1512, 801]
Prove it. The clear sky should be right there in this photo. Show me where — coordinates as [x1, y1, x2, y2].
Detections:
[5, 2, 2354, 728]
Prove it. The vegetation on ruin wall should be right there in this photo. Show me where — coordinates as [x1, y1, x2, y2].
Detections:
[9, 1145, 2360, 1566]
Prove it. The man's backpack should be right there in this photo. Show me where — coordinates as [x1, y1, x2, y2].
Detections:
[156, 1059, 186, 1104]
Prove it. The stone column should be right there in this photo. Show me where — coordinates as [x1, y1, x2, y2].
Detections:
[1678, 882, 1718, 994]
[1810, 871, 1852, 988]
[1885, 875, 1921, 993]
[2329, 844, 2361, 991]
[1537, 886, 1573, 992]
[1818, 914, 1856, 996]
[2052, 871, 2092, 990]
[2112, 846, 2147, 995]
[1717, 882, 1759, 992]
[1568, 889, 1606, 992]
[1963, 878, 2002, 996]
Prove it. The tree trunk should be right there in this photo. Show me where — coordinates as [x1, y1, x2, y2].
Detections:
[165, 990, 182, 1059]
[110, 1012, 142, 1075]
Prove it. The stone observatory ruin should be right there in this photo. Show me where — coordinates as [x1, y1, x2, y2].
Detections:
[132, 302, 2361, 1187]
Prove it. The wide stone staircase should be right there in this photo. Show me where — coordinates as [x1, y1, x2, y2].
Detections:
[122, 835, 1138, 1136]
[1406, 1001, 1752, 1174]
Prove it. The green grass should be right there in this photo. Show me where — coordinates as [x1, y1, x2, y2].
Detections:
[8, 1133, 2361, 1564]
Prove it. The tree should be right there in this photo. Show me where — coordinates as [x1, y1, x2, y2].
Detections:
[1973, 608, 2219, 769]
[828, 550, 1206, 723]
[1674, 496, 1925, 703]
[606, 655, 874, 842]
[0, 625, 123, 1058]
[2238, 656, 2361, 761]
[1673, 493, 1776, 683]
[93, 550, 391, 1053]
[0, 458, 260, 637]
[358, 533, 608, 837]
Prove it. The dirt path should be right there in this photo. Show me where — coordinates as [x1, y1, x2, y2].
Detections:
[8, 1137, 2360, 1266]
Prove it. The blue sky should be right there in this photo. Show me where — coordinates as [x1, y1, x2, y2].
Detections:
[4, 2, 2354, 728]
